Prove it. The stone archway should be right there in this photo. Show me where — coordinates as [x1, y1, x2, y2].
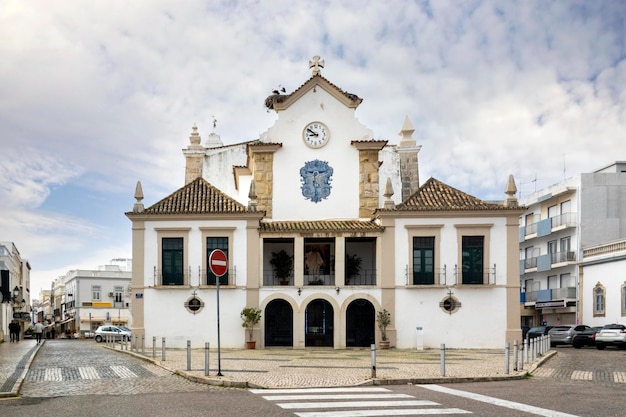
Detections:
[346, 298, 375, 347]
[305, 299, 333, 347]
[265, 299, 293, 347]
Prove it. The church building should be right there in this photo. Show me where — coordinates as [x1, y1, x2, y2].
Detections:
[126, 57, 524, 349]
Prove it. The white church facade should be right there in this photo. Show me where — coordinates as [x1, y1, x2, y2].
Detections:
[127, 57, 525, 349]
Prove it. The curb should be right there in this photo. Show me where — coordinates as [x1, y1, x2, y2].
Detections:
[0, 340, 44, 398]
[106, 345, 556, 390]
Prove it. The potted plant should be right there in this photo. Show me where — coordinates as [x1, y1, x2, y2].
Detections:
[241, 307, 262, 349]
[376, 309, 391, 349]
[269, 250, 293, 285]
[345, 253, 362, 284]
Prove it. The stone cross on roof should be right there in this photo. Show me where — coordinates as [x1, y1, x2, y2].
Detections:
[309, 55, 324, 75]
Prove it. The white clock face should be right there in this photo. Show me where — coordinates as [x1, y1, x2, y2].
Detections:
[303, 122, 329, 148]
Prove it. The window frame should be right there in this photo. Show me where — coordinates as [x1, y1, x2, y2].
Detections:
[406, 225, 443, 285]
[156, 228, 190, 287]
[455, 224, 492, 285]
[92, 285, 101, 301]
[593, 284, 605, 317]
[412, 236, 435, 285]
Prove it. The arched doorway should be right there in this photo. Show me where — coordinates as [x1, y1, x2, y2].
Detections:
[305, 299, 333, 347]
[346, 299, 375, 347]
[265, 299, 293, 347]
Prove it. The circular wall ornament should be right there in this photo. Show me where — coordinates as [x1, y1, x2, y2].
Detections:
[439, 293, 461, 315]
[184, 296, 205, 315]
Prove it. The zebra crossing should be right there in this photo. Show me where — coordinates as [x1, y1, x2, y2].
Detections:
[532, 368, 626, 383]
[26, 364, 167, 382]
[249, 387, 472, 416]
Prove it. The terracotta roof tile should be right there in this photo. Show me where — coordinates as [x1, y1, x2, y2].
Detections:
[135, 177, 249, 215]
[391, 177, 513, 211]
[260, 219, 383, 233]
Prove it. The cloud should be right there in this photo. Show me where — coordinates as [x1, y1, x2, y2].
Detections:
[1, 0, 624, 294]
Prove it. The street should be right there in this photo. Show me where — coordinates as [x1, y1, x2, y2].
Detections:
[1, 340, 624, 416]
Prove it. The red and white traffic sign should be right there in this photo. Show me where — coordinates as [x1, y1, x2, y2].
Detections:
[209, 249, 228, 277]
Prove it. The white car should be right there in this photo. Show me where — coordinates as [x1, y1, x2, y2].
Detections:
[94, 325, 131, 343]
[595, 324, 626, 350]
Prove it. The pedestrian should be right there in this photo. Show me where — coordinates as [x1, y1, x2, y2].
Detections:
[9, 321, 18, 342]
[34, 320, 44, 344]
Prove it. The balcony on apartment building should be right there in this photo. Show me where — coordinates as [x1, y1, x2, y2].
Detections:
[520, 250, 577, 274]
[520, 212, 577, 242]
[521, 287, 577, 308]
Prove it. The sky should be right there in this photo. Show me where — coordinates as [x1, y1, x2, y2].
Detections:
[1, 0, 624, 296]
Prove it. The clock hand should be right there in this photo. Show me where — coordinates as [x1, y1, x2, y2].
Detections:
[307, 128, 318, 137]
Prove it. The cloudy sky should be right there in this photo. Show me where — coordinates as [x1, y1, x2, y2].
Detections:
[1, 0, 624, 296]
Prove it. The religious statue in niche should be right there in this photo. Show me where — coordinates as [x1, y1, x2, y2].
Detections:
[300, 160, 333, 203]
[305, 246, 325, 275]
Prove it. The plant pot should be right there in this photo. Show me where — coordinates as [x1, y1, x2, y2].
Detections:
[378, 340, 390, 350]
[245, 341, 256, 349]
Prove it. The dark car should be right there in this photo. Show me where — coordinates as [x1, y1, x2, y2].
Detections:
[526, 325, 553, 340]
[572, 326, 603, 348]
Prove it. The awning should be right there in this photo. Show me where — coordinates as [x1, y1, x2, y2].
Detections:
[57, 318, 74, 325]
[80, 317, 106, 322]
[111, 317, 129, 323]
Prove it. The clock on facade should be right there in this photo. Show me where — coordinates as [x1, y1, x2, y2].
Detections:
[302, 122, 329, 148]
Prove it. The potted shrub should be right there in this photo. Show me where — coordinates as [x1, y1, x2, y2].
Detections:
[345, 253, 362, 284]
[269, 250, 293, 285]
[241, 307, 262, 349]
[376, 309, 391, 349]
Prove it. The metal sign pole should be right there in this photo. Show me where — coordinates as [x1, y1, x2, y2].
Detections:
[209, 249, 227, 377]
[216, 276, 223, 376]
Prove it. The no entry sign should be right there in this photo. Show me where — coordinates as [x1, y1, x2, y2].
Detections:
[209, 249, 228, 277]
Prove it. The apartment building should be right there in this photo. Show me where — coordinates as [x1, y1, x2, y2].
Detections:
[519, 162, 626, 327]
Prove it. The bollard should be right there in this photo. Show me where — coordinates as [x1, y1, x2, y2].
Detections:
[205, 342, 210, 376]
[135, 335, 139, 352]
[523, 339, 528, 365]
[142, 335, 145, 355]
[505, 342, 510, 375]
[162, 337, 166, 361]
[152, 336, 156, 359]
[187, 340, 191, 371]
[370, 344, 376, 379]
[440, 344, 446, 377]
[513, 340, 518, 372]
[530, 338, 535, 361]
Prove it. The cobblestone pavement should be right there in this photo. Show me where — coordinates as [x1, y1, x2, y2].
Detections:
[529, 346, 626, 385]
[116, 344, 540, 388]
[19, 340, 224, 397]
[5, 339, 557, 398]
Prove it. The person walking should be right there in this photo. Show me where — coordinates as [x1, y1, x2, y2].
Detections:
[9, 321, 18, 342]
[34, 319, 44, 344]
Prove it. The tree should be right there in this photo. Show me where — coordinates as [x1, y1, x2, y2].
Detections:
[241, 307, 262, 342]
[376, 309, 391, 341]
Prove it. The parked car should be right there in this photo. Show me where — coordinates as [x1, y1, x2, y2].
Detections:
[526, 325, 553, 340]
[595, 324, 626, 350]
[548, 324, 590, 347]
[572, 326, 603, 349]
[94, 325, 131, 343]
